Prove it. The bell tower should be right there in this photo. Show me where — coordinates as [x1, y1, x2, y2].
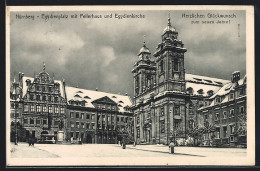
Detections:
[154, 16, 187, 93]
[132, 37, 156, 103]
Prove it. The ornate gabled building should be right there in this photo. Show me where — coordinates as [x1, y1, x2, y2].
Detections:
[10, 64, 67, 142]
[131, 16, 246, 147]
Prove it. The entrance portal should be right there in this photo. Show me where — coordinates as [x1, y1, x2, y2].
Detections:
[86, 134, 92, 144]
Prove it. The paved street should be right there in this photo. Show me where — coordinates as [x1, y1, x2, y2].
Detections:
[9, 143, 249, 166]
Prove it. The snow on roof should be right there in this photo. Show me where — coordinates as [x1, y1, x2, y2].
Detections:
[65, 86, 133, 113]
[22, 76, 65, 98]
[210, 75, 246, 99]
[186, 82, 222, 97]
[185, 73, 230, 86]
[185, 73, 230, 97]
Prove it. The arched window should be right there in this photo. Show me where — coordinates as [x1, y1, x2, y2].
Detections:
[189, 120, 195, 129]
[174, 58, 178, 71]
[160, 60, 164, 73]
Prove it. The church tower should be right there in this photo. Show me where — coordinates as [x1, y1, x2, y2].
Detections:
[132, 38, 156, 103]
[154, 16, 187, 93]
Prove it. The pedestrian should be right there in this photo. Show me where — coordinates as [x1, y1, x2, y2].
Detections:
[169, 140, 175, 154]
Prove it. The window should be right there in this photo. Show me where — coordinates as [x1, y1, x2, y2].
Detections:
[160, 60, 164, 73]
[70, 121, 74, 128]
[86, 123, 90, 129]
[42, 95, 46, 101]
[48, 96, 52, 102]
[216, 128, 220, 138]
[30, 105, 35, 112]
[230, 136, 234, 142]
[54, 106, 59, 113]
[76, 112, 79, 118]
[76, 132, 79, 139]
[240, 106, 245, 114]
[240, 88, 245, 96]
[189, 120, 194, 129]
[230, 93, 234, 100]
[174, 120, 180, 129]
[215, 113, 219, 121]
[112, 106, 115, 110]
[230, 109, 234, 117]
[30, 94, 34, 100]
[36, 105, 41, 113]
[54, 97, 58, 103]
[24, 104, 29, 112]
[81, 122, 85, 128]
[161, 120, 165, 133]
[24, 118, 28, 124]
[205, 114, 208, 120]
[76, 122, 80, 128]
[86, 114, 90, 119]
[91, 114, 95, 120]
[43, 119, 47, 124]
[111, 115, 114, 122]
[60, 107, 64, 114]
[48, 106, 53, 113]
[174, 106, 180, 115]
[11, 103, 14, 109]
[107, 116, 110, 122]
[117, 117, 120, 122]
[173, 58, 178, 71]
[42, 106, 47, 112]
[223, 126, 227, 137]
[215, 97, 221, 103]
[48, 87, 52, 92]
[30, 118, 34, 124]
[121, 117, 124, 122]
[36, 95, 40, 101]
[223, 111, 227, 119]
[230, 125, 235, 134]
[36, 86, 40, 91]
[36, 119, 40, 125]
[91, 123, 95, 129]
[81, 113, 84, 119]
[70, 112, 74, 118]
[42, 86, 46, 92]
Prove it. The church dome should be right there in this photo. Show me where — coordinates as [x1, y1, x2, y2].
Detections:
[162, 18, 176, 35]
[138, 44, 150, 56]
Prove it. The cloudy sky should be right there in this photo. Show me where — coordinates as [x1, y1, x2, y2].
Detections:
[9, 9, 246, 98]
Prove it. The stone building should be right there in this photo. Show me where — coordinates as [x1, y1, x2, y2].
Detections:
[10, 64, 134, 144]
[10, 64, 67, 142]
[198, 72, 247, 147]
[65, 86, 133, 144]
[131, 17, 246, 147]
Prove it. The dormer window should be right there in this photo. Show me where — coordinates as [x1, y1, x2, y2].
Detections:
[77, 91, 83, 93]
[26, 79, 31, 86]
[84, 96, 91, 99]
[186, 87, 193, 95]
[207, 90, 214, 96]
[215, 96, 221, 103]
[118, 100, 124, 104]
[74, 94, 81, 98]
[112, 96, 117, 98]
[197, 89, 204, 95]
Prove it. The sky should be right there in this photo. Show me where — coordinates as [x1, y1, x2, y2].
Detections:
[9, 10, 246, 98]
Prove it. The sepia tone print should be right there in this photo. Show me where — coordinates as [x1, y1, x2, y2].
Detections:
[6, 6, 254, 166]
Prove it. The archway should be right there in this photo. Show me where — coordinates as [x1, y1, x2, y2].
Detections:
[86, 134, 92, 144]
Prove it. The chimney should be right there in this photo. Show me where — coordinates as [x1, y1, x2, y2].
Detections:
[231, 71, 240, 83]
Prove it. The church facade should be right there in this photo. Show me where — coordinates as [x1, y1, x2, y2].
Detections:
[131, 17, 247, 147]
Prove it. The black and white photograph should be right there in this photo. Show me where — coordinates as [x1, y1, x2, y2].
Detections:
[6, 6, 255, 166]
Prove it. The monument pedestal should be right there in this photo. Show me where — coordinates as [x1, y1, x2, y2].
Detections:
[56, 131, 64, 144]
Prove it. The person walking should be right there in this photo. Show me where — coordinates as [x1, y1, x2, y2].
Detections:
[169, 141, 175, 154]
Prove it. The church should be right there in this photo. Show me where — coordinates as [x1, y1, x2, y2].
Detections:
[131, 17, 247, 147]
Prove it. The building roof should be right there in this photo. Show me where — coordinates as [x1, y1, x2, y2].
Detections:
[65, 86, 133, 113]
[210, 75, 246, 99]
[185, 73, 230, 97]
[162, 18, 176, 35]
[138, 44, 150, 56]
